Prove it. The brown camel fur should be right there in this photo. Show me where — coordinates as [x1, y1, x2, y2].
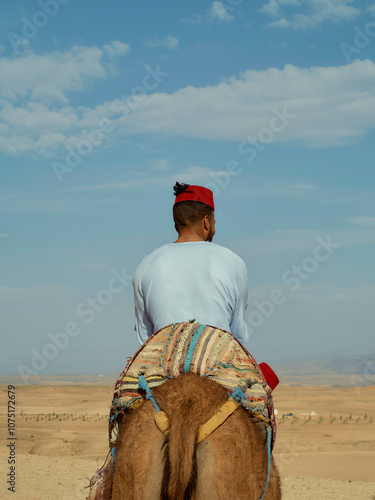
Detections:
[109, 372, 281, 500]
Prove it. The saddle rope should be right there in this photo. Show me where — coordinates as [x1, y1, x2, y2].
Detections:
[259, 426, 271, 500]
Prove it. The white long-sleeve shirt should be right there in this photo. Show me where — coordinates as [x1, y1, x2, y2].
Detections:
[132, 241, 249, 345]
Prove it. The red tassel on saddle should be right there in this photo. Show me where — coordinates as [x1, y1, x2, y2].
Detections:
[259, 362, 279, 391]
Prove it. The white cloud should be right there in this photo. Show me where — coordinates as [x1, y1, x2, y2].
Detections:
[0, 45, 109, 104]
[281, 0, 301, 5]
[182, 2, 235, 25]
[261, 0, 361, 29]
[103, 40, 130, 57]
[0, 42, 129, 156]
[144, 36, 179, 50]
[349, 217, 375, 226]
[2, 55, 375, 157]
[0, 134, 35, 155]
[260, 0, 300, 17]
[0, 102, 78, 134]
[260, 0, 280, 16]
[0, 40, 129, 108]
[111, 59, 375, 148]
[209, 2, 235, 22]
[266, 18, 292, 28]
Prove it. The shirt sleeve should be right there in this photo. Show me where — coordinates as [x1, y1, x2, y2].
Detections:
[229, 258, 249, 343]
[133, 273, 154, 345]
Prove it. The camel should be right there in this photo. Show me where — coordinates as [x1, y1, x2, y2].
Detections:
[107, 372, 281, 500]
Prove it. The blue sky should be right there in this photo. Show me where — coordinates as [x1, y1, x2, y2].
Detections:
[1, 0, 375, 378]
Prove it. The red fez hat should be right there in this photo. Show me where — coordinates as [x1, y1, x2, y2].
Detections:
[174, 185, 215, 211]
[259, 362, 279, 391]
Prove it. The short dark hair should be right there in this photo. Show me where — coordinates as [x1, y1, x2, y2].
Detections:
[173, 182, 213, 233]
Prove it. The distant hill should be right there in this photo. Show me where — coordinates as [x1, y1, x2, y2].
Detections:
[272, 353, 375, 387]
[0, 373, 118, 386]
[1, 354, 374, 387]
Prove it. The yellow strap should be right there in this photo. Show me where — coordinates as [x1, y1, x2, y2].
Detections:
[155, 410, 170, 435]
[131, 398, 144, 410]
[154, 398, 240, 444]
[196, 398, 239, 444]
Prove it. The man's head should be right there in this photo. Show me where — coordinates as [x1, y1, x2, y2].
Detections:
[173, 182, 215, 242]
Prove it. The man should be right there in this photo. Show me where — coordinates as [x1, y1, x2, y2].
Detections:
[87, 183, 277, 500]
[132, 182, 249, 345]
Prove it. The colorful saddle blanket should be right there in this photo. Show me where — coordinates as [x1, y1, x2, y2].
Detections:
[109, 321, 277, 449]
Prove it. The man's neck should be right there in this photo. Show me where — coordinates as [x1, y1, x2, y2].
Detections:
[174, 234, 205, 243]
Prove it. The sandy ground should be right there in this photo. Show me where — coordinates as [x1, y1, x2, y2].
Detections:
[1, 383, 375, 499]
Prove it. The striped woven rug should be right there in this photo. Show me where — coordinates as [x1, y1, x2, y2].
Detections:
[109, 321, 276, 449]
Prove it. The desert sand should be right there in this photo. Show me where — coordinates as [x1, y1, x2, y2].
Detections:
[1, 383, 375, 499]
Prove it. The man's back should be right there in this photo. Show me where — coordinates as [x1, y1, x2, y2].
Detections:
[133, 241, 249, 344]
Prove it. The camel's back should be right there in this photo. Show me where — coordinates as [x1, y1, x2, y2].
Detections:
[113, 372, 281, 500]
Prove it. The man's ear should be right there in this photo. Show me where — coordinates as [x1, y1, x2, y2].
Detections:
[202, 215, 209, 230]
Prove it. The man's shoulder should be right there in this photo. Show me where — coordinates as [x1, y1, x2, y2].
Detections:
[134, 244, 168, 268]
[134, 242, 246, 275]
[208, 243, 247, 267]
[148, 242, 244, 262]
[209, 242, 243, 257]
[133, 244, 175, 278]
[137, 243, 175, 264]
